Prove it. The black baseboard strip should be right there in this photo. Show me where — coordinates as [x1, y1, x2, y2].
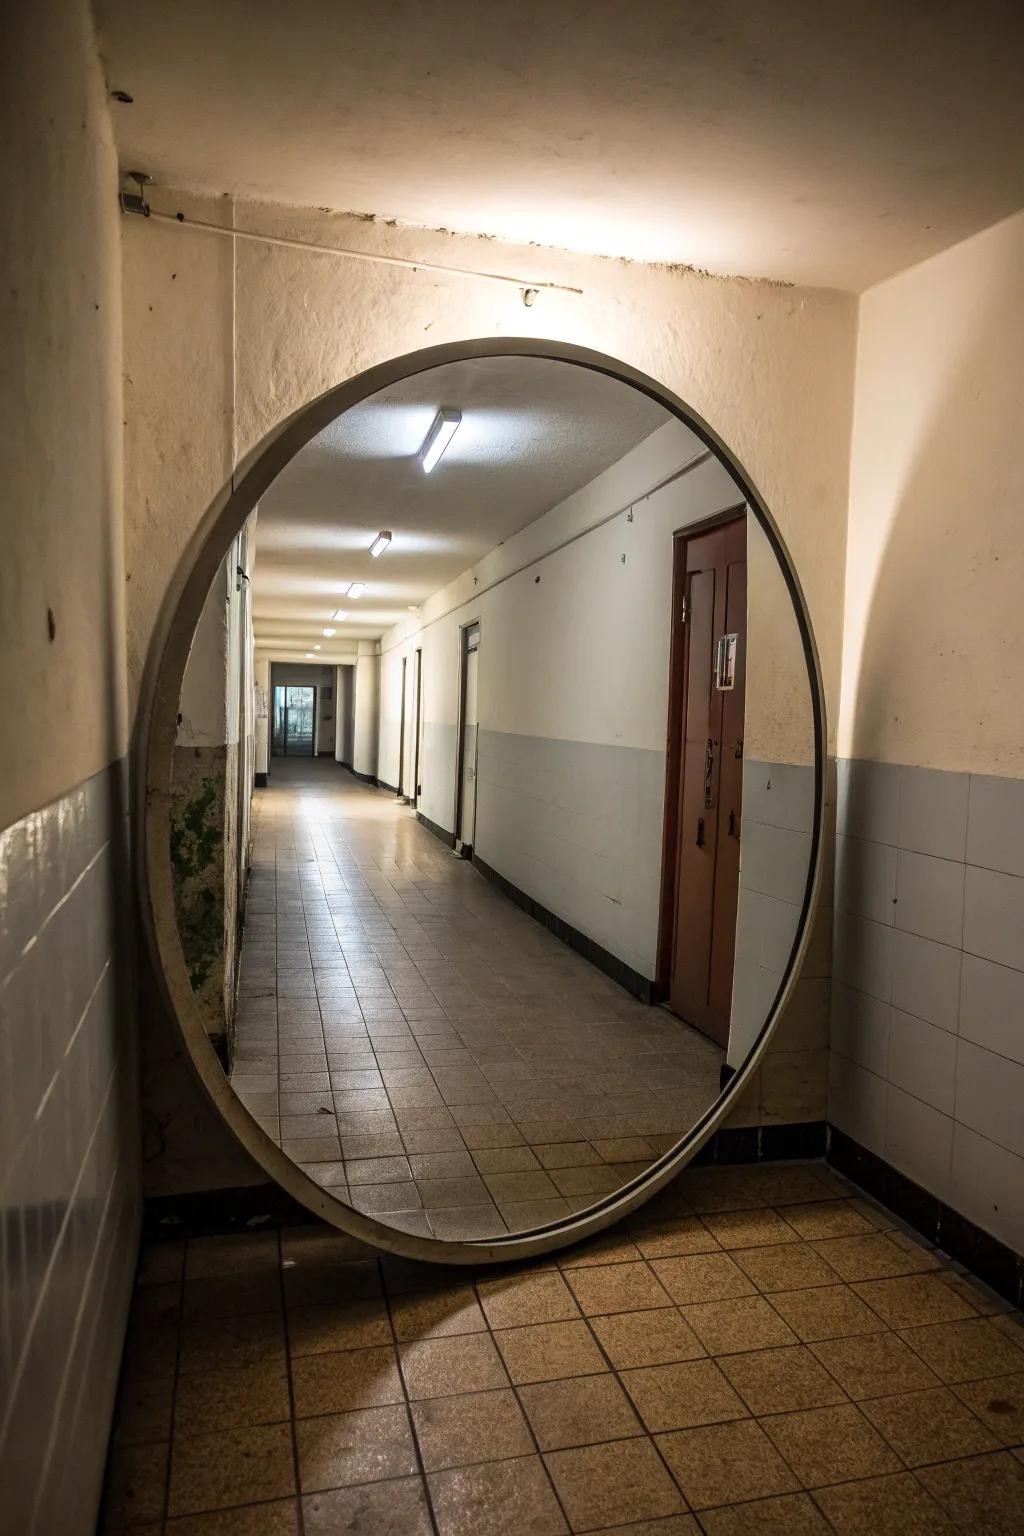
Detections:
[378, 779, 399, 795]
[143, 1183, 314, 1241]
[471, 853, 655, 1003]
[416, 810, 456, 849]
[827, 1127, 1024, 1308]
[254, 771, 268, 788]
[348, 767, 377, 785]
[694, 1121, 827, 1167]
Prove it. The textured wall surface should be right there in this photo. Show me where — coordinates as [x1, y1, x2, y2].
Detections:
[0, 1, 141, 1526]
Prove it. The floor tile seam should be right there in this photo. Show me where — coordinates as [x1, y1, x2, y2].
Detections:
[151, 1233, 186, 1526]
[273, 1228, 308, 1536]
[377, 1278, 444, 1536]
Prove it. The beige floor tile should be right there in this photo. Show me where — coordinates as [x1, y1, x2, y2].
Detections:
[579, 1519, 699, 1536]
[810, 1233, 939, 1282]
[534, 1141, 604, 1168]
[953, 1371, 1024, 1446]
[287, 1298, 392, 1354]
[282, 1258, 383, 1309]
[621, 1358, 747, 1432]
[657, 1417, 799, 1509]
[860, 1384, 1000, 1466]
[558, 1231, 644, 1269]
[519, 1372, 643, 1450]
[809, 1330, 941, 1400]
[168, 1423, 296, 1517]
[174, 1362, 291, 1435]
[564, 1260, 672, 1316]
[302, 1475, 434, 1535]
[697, 1491, 831, 1535]
[114, 1374, 175, 1447]
[165, 1501, 300, 1534]
[472, 1145, 542, 1174]
[179, 1314, 287, 1377]
[389, 1285, 487, 1340]
[544, 1436, 686, 1529]
[590, 1307, 706, 1369]
[400, 1332, 508, 1398]
[898, 1316, 1024, 1382]
[700, 1208, 801, 1249]
[731, 1241, 839, 1293]
[720, 1344, 847, 1414]
[493, 1319, 606, 1384]
[680, 1294, 798, 1355]
[411, 1388, 534, 1471]
[917, 1450, 1024, 1536]
[650, 1252, 756, 1305]
[429, 1454, 568, 1536]
[476, 1269, 581, 1328]
[811, 1470, 957, 1534]
[291, 1345, 404, 1416]
[295, 1404, 417, 1492]
[629, 1217, 719, 1260]
[760, 1402, 902, 1488]
[851, 1273, 977, 1329]
[186, 1233, 279, 1280]
[769, 1283, 885, 1342]
[777, 1202, 875, 1241]
[102, 1441, 169, 1528]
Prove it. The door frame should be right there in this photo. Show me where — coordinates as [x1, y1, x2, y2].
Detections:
[453, 618, 481, 847]
[412, 647, 424, 803]
[397, 656, 408, 795]
[272, 682, 317, 757]
[656, 505, 746, 997]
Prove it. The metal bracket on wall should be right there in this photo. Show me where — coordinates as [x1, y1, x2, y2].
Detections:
[120, 170, 152, 218]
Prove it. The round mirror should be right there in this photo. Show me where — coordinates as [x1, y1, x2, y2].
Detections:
[141, 340, 824, 1263]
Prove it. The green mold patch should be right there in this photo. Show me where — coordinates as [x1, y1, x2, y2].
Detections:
[171, 775, 224, 992]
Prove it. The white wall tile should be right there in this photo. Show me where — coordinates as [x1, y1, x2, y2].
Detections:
[950, 1122, 1024, 1255]
[830, 983, 890, 1076]
[884, 1083, 954, 1201]
[829, 1053, 886, 1155]
[963, 865, 1024, 971]
[835, 833, 897, 925]
[890, 928, 962, 1033]
[959, 952, 1024, 1066]
[898, 766, 969, 862]
[955, 1039, 1024, 1158]
[895, 848, 965, 948]
[832, 909, 893, 1002]
[887, 1009, 957, 1114]
[967, 773, 1024, 879]
[837, 758, 899, 846]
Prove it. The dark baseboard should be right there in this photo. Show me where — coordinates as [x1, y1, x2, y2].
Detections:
[472, 853, 655, 1003]
[143, 1183, 313, 1241]
[254, 771, 268, 788]
[349, 767, 385, 787]
[827, 1127, 1024, 1308]
[417, 810, 457, 849]
[694, 1120, 828, 1167]
[378, 779, 399, 794]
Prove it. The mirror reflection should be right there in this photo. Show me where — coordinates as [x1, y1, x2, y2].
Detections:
[169, 355, 815, 1243]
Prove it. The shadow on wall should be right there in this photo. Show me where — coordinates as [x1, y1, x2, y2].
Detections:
[843, 247, 1020, 773]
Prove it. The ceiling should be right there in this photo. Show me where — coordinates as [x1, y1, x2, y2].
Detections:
[250, 356, 668, 656]
[97, 0, 1024, 291]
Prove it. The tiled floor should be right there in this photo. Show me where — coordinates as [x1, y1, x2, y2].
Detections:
[103, 1159, 1024, 1533]
[230, 759, 721, 1238]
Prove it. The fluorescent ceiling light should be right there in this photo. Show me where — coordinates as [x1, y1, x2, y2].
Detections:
[420, 408, 461, 473]
[331, 609, 349, 621]
[348, 581, 367, 598]
[313, 644, 321, 650]
[304, 651, 314, 658]
[322, 627, 336, 637]
[369, 530, 392, 558]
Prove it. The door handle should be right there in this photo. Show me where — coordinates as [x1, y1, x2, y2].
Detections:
[728, 809, 739, 838]
[696, 816, 705, 848]
[703, 736, 715, 808]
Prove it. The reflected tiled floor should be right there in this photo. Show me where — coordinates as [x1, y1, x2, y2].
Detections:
[104, 1160, 1024, 1533]
[230, 760, 722, 1237]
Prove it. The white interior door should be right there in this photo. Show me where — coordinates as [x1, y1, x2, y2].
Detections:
[460, 646, 479, 847]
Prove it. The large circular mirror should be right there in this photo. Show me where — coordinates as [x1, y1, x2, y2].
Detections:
[141, 339, 824, 1262]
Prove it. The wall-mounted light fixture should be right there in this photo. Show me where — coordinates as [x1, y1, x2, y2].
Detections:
[322, 627, 336, 637]
[347, 581, 367, 598]
[332, 610, 349, 622]
[419, 409, 461, 474]
[369, 531, 392, 558]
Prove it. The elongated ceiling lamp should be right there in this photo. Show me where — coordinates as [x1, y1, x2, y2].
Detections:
[369, 531, 392, 558]
[419, 408, 461, 473]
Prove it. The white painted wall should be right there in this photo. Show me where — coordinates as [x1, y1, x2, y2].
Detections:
[334, 664, 355, 765]
[254, 657, 270, 775]
[840, 209, 1024, 776]
[353, 642, 381, 779]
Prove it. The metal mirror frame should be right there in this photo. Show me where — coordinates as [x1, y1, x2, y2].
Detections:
[137, 337, 826, 1265]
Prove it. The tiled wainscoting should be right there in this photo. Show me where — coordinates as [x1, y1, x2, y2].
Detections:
[831, 759, 1024, 1260]
[0, 761, 141, 1532]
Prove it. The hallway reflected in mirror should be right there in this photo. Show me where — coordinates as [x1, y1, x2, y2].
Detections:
[165, 348, 821, 1250]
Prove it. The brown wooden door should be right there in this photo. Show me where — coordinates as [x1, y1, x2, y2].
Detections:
[667, 517, 746, 1045]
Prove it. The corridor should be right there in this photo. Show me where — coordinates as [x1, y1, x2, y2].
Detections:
[232, 761, 722, 1239]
